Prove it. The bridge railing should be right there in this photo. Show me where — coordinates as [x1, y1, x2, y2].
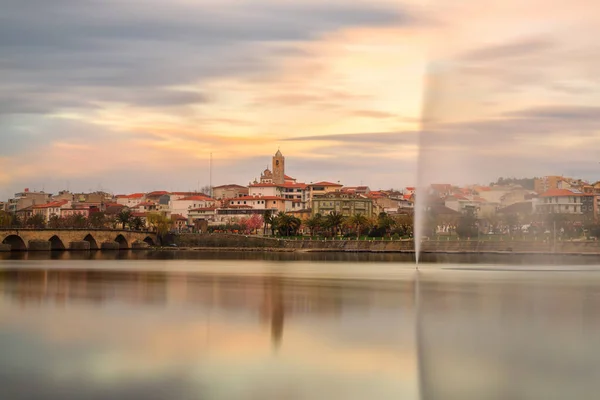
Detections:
[0, 228, 155, 234]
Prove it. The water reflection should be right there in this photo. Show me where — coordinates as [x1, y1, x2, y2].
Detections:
[2, 256, 600, 399]
[0, 261, 417, 399]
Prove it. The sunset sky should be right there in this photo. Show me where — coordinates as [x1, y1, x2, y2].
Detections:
[1, 0, 599, 197]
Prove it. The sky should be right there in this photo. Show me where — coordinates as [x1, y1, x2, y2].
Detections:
[1, 0, 599, 198]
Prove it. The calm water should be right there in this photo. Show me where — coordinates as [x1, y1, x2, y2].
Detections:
[1, 251, 600, 399]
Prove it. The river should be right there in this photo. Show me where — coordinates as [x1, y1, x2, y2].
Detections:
[1, 251, 599, 399]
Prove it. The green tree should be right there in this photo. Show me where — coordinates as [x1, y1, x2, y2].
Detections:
[26, 214, 46, 228]
[377, 212, 396, 237]
[48, 215, 64, 229]
[305, 213, 324, 236]
[456, 207, 478, 239]
[65, 213, 88, 228]
[0, 211, 12, 227]
[274, 212, 301, 236]
[116, 209, 132, 229]
[89, 212, 107, 228]
[129, 216, 145, 231]
[147, 213, 171, 244]
[325, 212, 345, 237]
[264, 211, 278, 236]
[348, 214, 369, 238]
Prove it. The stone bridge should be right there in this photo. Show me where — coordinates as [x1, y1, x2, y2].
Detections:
[0, 229, 158, 251]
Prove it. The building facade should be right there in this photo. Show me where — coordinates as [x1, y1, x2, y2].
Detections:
[311, 192, 373, 217]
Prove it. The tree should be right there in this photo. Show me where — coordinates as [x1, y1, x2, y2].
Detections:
[245, 214, 263, 234]
[377, 212, 396, 237]
[348, 214, 369, 238]
[305, 214, 324, 236]
[26, 214, 46, 228]
[456, 207, 478, 239]
[129, 216, 145, 231]
[324, 212, 345, 237]
[66, 213, 88, 228]
[116, 209, 132, 229]
[199, 185, 212, 196]
[48, 215, 64, 229]
[147, 213, 171, 244]
[275, 212, 301, 236]
[0, 211, 12, 227]
[393, 214, 414, 237]
[264, 211, 277, 236]
[89, 212, 107, 228]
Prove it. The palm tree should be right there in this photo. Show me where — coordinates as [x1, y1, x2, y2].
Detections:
[116, 209, 132, 230]
[263, 210, 274, 235]
[275, 212, 301, 236]
[265, 211, 278, 236]
[325, 212, 345, 237]
[348, 214, 369, 238]
[129, 216, 145, 231]
[305, 213, 323, 237]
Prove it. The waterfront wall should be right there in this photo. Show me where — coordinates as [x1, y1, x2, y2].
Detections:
[175, 234, 600, 254]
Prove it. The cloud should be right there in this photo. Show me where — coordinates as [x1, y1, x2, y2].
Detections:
[459, 38, 555, 62]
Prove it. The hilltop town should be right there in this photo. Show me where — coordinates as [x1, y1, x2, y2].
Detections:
[1, 150, 599, 239]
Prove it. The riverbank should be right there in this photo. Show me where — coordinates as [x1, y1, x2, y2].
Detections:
[170, 234, 600, 255]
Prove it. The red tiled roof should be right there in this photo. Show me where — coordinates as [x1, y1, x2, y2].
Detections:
[309, 181, 343, 187]
[33, 200, 68, 209]
[146, 191, 168, 196]
[284, 174, 295, 180]
[131, 212, 147, 217]
[117, 193, 145, 199]
[540, 189, 583, 197]
[170, 214, 187, 221]
[405, 187, 415, 191]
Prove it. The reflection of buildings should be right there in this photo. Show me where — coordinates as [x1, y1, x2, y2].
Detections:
[416, 275, 600, 400]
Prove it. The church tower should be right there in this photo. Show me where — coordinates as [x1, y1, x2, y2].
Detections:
[272, 149, 285, 185]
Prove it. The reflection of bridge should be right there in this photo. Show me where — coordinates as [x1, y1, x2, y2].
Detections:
[0, 229, 157, 251]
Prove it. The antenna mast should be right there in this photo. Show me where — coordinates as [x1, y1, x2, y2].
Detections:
[210, 152, 213, 198]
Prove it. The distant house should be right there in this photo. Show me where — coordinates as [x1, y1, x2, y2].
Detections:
[311, 192, 373, 217]
[212, 184, 249, 200]
[534, 188, 594, 220]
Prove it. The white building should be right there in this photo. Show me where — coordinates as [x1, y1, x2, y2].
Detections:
[169, 195, 216, 218]
[115, 193, 146, 207]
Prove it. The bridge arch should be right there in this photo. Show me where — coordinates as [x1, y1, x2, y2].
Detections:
[83, 234, 99, 250]
[115, 234, 129, 249]
[2, 235, 27, 251]
[49, 235, 66, 251]
[143, 236, 155, 246]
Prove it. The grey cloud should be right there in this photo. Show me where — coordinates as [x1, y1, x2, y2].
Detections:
[0, 0, 414, 117]
[504, 105, 600, 121]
